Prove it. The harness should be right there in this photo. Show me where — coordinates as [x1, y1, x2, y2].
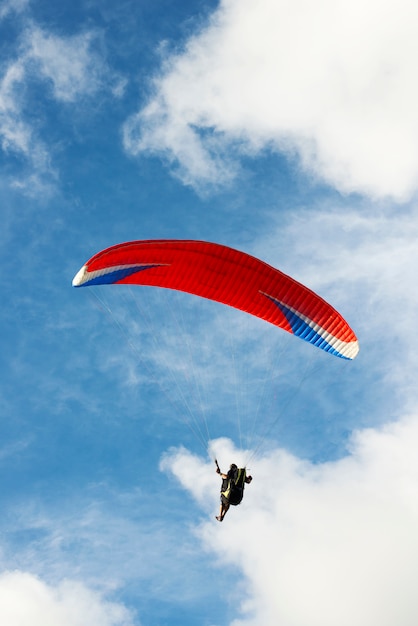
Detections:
[221, 468, 247, 506]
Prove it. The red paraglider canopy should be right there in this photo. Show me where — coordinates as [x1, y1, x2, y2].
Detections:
[72, 239, 359, 360]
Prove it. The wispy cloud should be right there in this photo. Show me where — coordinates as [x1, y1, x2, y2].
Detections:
[25, 26, 124, 103]
[0, 438, 31, 463]
[0, 22, 125, 195]
[0, 0, 29, 21]
[0, 60, 29, 152]
[123, 0, 418, 200]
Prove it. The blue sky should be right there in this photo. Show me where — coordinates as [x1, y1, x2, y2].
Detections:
[2, 0, 418, 624]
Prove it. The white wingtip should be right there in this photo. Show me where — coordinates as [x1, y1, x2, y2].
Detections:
[72, 265, 88, 287]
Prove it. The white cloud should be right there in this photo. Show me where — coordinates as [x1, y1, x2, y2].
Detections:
[0, 572, 134, 626]
[124, 0, 418, 200]
[163, 416, 418, 626]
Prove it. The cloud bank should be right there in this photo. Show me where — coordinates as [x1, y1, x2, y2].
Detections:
[124, 0, 418, 200]
[163, 416, 418, 626]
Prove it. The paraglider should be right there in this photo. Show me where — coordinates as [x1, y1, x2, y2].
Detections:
[72, 239, 359, 359]
[73, 239, 359, 522]
[215, 459, 252, 522]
